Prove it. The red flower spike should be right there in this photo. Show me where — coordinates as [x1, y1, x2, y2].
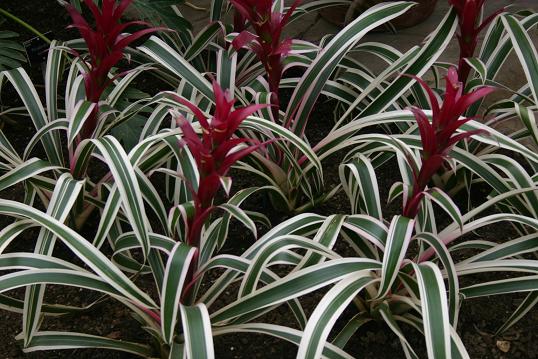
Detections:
[402, 67, 494, 218]
[175, 81, 269, 246]
[449, 0, 505, 85]
[65, 0, 164, 140]
[175, 81, 272, 304]
[231, 0, 301, 120]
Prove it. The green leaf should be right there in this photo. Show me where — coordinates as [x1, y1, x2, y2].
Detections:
[297, 274, 377, 359]
[161, 242, 196, 344]
[0, 200, 155, 307]
[500, 14, 538, 105]
[180, 304, 215, 359]
[22, 331, 152, 357]
[285, 1, 416, 135]
[377, 216, 414, 297]
[212, 258, 380, 324]
[412, 262, 451, 359]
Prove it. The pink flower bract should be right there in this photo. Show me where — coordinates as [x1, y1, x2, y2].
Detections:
[403, 67, 495, 218]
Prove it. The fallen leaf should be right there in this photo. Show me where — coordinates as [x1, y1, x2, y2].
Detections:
[496, 340, 510, 353]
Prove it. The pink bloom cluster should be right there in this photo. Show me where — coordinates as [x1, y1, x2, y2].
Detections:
[403, 67, 495, 218]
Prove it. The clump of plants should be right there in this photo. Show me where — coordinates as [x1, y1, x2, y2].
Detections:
[0, 0, 538, 358]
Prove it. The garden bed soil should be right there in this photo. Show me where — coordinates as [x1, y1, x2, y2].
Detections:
[1, 1, 537, 358]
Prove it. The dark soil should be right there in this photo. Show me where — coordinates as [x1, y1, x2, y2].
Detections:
[1, 1, 537, 358]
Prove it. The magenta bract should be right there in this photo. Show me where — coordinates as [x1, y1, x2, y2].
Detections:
[403, 67, 494, 218]
[175, 81, 268, 245]
[231, 0, 301, 118]
[449, 0, 504, 83]
[66, 0, 162, 138]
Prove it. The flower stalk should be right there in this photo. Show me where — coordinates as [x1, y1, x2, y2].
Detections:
[174, 82, 268, 302]
[403, 67, 495, 218]
[65, 0, 162, 141]
[230, 0, 301, 120]
[449, 0, 505, 84]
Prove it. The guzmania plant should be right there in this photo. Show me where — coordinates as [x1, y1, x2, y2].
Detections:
[231, 0, 301, 119]
[65, 0, 162, 142]
[403, 66, 495, 218]
[1, 0, 538, 358]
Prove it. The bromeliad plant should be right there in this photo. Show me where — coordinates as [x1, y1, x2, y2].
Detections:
[230, 0, 301, 119]
[2, 0, 538, 358]
[0, 0, 168, 230]
[65, 0, 162, 143]
[402, 66, 495, 218]
[174, 81, 267, 247]
[170, 81, 270, 302]
[138, 1, 421, 213]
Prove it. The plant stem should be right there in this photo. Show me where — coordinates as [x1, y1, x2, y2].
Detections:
[0, 8, 52, 44]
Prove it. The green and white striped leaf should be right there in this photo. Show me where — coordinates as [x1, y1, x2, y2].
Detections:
[297, 273, 377, 359]
[22, 331, 152, 357]
[213, 323, 353, 359]
[218, 203, 257, 238]
[359, 8, 457, 117]
[3, 68, 63, 165]
[0, 158, 59, 193]
[461, 275, 538, 298]
[411, 262, 451, 359]
[285, 1, 416, 135]
[339, 155, 382, 219]
[161, 242, 196, 344]
[23, 173, 84, 345]
[67, 100, 97, 146]
[180, 303, 214, 359]
[495, 291, 538, 335]
[377, 216, 414, 297]
[500, 14, 538, 105]
[91, 136, 150, 259]
[211, 258, 380, 324]
[138, 36, 213, 100]
[0, 200, 155, 307]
